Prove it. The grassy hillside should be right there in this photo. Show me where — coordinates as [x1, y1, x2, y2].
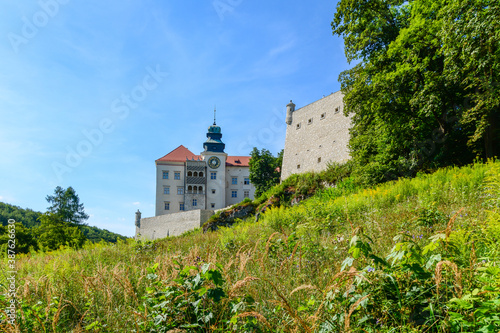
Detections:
[1, 160, 499, 332]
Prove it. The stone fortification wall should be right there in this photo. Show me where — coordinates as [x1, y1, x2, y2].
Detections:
[136, 209, 214, 240]
[281, 91, 351, 180]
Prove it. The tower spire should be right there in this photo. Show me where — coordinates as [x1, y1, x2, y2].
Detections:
[213, 106, 217, 125]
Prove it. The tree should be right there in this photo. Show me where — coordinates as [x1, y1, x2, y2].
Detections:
[35, 213, 86, 251]
[441, 0, 500, 158]
[46, 186, 89, 225]
[331, 0, 498, 184]
[34, 186, 89, 250]
[0, 222, 38, 254]
[249, 148, 283, 197]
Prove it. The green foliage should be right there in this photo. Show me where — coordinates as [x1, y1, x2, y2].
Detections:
[249, 148, 283, 197]
[46, 186, 89, 225]
[441, 0, 500, 158]
[416, 203, 447, 227]
[0, 202, 41, 228]
[0, 222, 38, 254]
[0, 198, 126, 255]
[332, 0, 499, 185]
[35, 213, 87, 251]
[81, 225, 127, 243]
[140, 262, 256, 332]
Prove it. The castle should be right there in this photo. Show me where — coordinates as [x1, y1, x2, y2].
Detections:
[135, 92, 351, 239]
[281, 91, 351, 179]
[154, 118, 256, 216]
[135, 116, 256, 239]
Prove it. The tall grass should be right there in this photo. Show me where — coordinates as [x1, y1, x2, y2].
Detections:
[0, 160, 498, 332]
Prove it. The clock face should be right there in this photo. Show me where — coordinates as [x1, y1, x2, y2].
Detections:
[208, 156, 221, 169]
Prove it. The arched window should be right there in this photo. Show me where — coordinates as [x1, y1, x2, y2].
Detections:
[193, 187, 198, 194]
[188, 186, 193, 193]
[199, 172, 204, 177]
[198, 186, 203, 193]
[188, 171, 193, 177]
[194, 171, 198, 177]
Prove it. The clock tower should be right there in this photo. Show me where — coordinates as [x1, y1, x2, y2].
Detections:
[201, 111, 227, 210]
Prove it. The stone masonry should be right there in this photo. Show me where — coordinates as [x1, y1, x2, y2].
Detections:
[135, 209, 214, 240]
[281, 91, 351, 180]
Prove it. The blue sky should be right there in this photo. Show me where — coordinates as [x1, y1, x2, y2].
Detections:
[0, 0, 350, 237]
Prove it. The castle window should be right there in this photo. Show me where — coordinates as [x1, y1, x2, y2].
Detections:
[164, 202, 170, 210]
[187, 171, 193, 177]
[318, 157, 322, 163]
[232, 177, 237, 185]
[211, 172, 217, 180]
[162, 171, 169, 179]
[297, 164, 301, 169]
[211, 189, 216, 194]
[198, 186, 203, 193]
[177, 187, 184, 195]
[188, 185, 193, 193]
[163, 187, 170, 195]
[199, 172, 204, 177]
[296, 123, 301, 130]
[335, 107, 339, 113]
[308, 118, 313, 124]
[192, 199, 197, 207]
[244, 190, 250, 198]
[244, 177, 250, 185]
[320, 113, 326, 120]
[211, 203, 215, 208]
[179, 203, 185, 211]
[231, 190, 238, 198]
[194, 171, 198, 177]
[193, 187, 198, 194]
[174, 172, 181, 180]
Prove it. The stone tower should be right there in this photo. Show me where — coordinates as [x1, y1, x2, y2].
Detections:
[201, 110, 227, 210]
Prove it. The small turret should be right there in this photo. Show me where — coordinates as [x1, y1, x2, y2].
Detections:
[286, 100, 295, 125]
[135, 209, 141, 228]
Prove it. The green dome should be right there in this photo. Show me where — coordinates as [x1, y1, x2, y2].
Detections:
[208, 125, 221, 134]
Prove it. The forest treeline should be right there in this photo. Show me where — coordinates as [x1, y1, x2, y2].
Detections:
[0, 199, 127, 253]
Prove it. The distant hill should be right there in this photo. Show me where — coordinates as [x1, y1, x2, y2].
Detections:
[0, 202, 127, 243]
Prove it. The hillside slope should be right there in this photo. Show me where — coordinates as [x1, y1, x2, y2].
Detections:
[1, 161, 499, 332]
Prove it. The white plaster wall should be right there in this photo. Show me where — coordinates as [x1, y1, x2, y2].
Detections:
[225, 166, 255, 206]
[156, 162, 186, 216]
[281, 92, 351, 180]
[136, 209, 214, 240]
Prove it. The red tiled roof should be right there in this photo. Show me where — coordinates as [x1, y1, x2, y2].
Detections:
[226, 156, 250, 167]
[156, 146, 250, 166]
[156, 145, 201, 163]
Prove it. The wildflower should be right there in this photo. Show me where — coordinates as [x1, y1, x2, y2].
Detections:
[367, 267, 375, 273]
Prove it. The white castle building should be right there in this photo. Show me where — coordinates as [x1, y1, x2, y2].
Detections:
[154, 119, 256, 216]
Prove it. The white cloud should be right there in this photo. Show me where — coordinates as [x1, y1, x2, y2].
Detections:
[132, 202, 140, 206]
[269, 40, 296, 58]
